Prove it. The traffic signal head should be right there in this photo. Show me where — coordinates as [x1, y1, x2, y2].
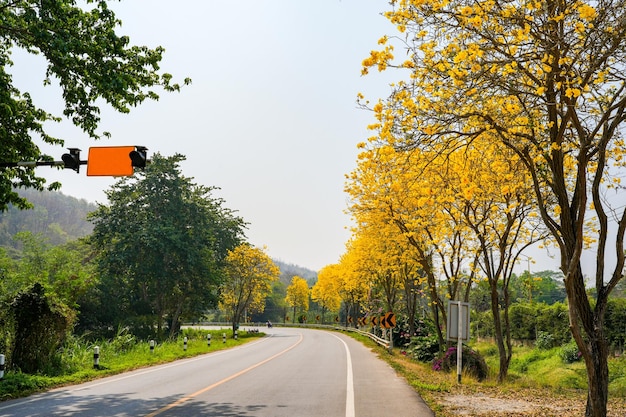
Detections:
[129, 146, 148, 169]
[86, 145, 148, 176]
[61, 148, 82, 172]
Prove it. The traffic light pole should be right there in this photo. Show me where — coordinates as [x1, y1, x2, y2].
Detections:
[0, 160, 86, 169]
[0, 148, 85, 172]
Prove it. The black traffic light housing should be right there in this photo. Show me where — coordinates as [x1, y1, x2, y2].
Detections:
[129, 146, 148, 169]
[61, 148, 82, 172]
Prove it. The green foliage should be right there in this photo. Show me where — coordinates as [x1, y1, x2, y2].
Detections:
[0, 2, 189, 211]
[608, 357, 626, 396]
[469, 279, 492, 312]
[559, 342, 583, 364]
[253, 281, 287, 323]
[393, 316, 435, 348]
[87, 154, 246, 340]
[9, 283, 74, 374]
[605, 298, 626, 351]
[406, 335, 440, 362]
[477, 342, 587, 389]
[510, 348, 545, 373]
[509, 270, 566, 304]
[506, 301, 571, 347]
[509, 303, 537, 340]
[535, 302, 571, 346]
[471, 310, 494, 339]
[535, 331, 556, 350]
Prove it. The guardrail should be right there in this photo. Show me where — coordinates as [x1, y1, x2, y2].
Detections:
[343, 327, 390, 349]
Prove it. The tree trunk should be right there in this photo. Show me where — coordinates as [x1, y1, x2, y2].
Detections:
[168, 303, 183, 340]
[566, 270, 609, 417]
[584, 335, 609, 417]
[489, 279, 510, 382]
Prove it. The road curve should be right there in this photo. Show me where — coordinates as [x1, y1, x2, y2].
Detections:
[0, 327, 434, 417]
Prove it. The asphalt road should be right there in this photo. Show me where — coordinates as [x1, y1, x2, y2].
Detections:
[0, 327, 434, 417]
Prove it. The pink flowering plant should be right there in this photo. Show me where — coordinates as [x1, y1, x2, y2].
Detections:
[432, 345, 488, 381]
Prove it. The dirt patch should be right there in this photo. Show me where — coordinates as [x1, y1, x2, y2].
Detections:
[442, 393, 570, 415]
[435, 391, 626, 416]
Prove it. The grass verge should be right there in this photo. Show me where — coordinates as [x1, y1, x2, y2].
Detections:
[344, 332, 626, 416]
[0, 328, 262, 402]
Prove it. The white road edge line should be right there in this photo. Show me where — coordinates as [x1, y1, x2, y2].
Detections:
[330, 333, 355, 417]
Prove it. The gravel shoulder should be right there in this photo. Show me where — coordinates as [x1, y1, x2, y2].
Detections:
[432, 387, 626, 416]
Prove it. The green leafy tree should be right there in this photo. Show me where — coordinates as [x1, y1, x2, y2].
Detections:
[89, 154, 244, 340]
[219, 244, 280, 335]
[605, 298, 626, 353]
[0, 1, 189, 211]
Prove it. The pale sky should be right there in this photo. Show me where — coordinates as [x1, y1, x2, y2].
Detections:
[12, 1, 399, 272]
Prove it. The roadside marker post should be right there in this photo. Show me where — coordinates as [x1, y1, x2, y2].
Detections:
[93, 346, 100, 369]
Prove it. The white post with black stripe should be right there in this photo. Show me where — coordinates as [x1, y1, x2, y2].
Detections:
[93, 346, 100, 369]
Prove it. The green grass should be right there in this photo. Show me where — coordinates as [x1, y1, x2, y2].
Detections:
[0, 328, 263, 401]
[474, 341, 590, 389]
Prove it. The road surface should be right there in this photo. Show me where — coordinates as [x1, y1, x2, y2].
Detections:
[0, 327, 434, 417]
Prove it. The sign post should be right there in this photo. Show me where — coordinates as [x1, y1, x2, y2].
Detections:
[447, 301, 470, 383]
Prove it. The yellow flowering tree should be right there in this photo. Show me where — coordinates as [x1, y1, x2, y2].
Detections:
[446, 136, 544, 381]
[285, 276, 310, 323]
[347, 131, 542, 373]
[335, 249, 370, 327]
[219, 244, 280, 335]
[312, 265, 342, 324]
[362, 0, 626, 413]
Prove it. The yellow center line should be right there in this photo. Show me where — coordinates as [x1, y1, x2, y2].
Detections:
[144, 333, 303, 417]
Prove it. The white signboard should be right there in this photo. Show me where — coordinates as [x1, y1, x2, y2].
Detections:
[446, 301, 470, 341]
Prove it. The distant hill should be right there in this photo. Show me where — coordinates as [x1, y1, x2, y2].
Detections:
[0, 190, 321, 283]
[274, 260, 318, 286]
[0, 189, 96, 249]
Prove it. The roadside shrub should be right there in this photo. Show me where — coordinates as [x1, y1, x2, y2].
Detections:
[559, 342, 582, 363]
[509, 303, 536, 341]
[471, 310, 494, 339]
[432, 345, 489, 381]
[605, 298, 626, 351]
[535, 331, 555, 350]
[536, 302, 571, 346]
[393, 316, 435, 347]
[511, 349, 543, 373]
[406, 335, 440, 362]
[10, 283, 74, 374]
[109, 328, 137, 353]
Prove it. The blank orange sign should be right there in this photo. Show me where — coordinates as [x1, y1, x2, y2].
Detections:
[87, 146, 135, 176]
